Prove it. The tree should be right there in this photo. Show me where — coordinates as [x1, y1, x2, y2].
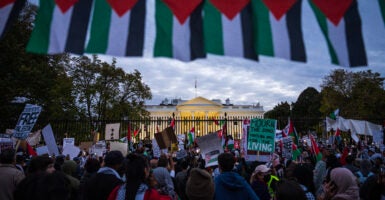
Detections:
[291, 87, 322, 133]
[320, 69, 385, 124]
[264, 101, 291, 129]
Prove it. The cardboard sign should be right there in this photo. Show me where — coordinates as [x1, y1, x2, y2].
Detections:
[13, 104, 42, 139]
[42, 124, 59, 156]
[105, 123, 120, 140]
[248, 118, 276, 153]
[196, 133, 223, 167]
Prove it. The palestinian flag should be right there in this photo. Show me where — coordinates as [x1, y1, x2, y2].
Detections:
[188, 127, 195, 146]
[283, 119, 299, 145]
[292, 143, 301, 160]
[27, 0, 93, 54]
[329, 108, 339, 120]
[86, 0, 146, 57]
[334, 128, 342, 144]
[310, 134, 322, 162]
[309, 0, 367, 67]
[204, 0, 258, 60]
[154, 0, 205, 61]
[0, 0, 25, 39]
[379, 0, 385, 27]
[252, 0, 306, 62]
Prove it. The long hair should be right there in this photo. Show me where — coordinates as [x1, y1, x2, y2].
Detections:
[124, 153, 149, 200]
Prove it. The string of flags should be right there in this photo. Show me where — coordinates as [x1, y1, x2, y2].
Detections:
[1, 0, 385, 67]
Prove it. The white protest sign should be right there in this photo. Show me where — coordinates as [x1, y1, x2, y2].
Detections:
[196, 133, 223, 167]
[63, 138, 75, 148]
[177, 134, 185, 150]
[62, 145, 80, 160]
[36, 145, 49, 155]
[105, 123, 120, 140]
[13, 104, 42, 139]
[90, 141, 106, 157]
[42, 124, 59, 156]
[152, 139, 161, 158]
[109, 141, 128, 157]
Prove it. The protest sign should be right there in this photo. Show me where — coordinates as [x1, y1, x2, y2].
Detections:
[63, 138, 75, 148]
[62, 145, 80, 160]
[90, 141, 106, 157]
[176, 149, 188, 159]
[282, 137, 293, 159]
[154, 132, 166, 149]
[42, 124, 59, 156]
[26, 130, 41, 146]
[177, 134, 185, 150]
[152, 139, 161, 158]
[36, 145, 49, 155]
[248, 118, 276, 153]
[242, 119, 270, 162]
[105, 123, 120, 140]
[13, 104, 42, 139]
[109, 141, 128, 156]
[196, 133, 223, 167]
[79, 141, 93, 151]
[0, 137, 13, 153]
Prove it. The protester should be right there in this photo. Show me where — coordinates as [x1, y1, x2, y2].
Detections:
[174, 160, 189, 200]
[343, 155, 359, 174]
[34, 171, 72, 200]
[62, 160, 80, 200]
[80, 158, 101, 185]
[319, 167, 359, 200]
[0, 149, 25, 200]
[152, 154, 176, 199]
[292, 164, 316, 200]
[83, 150, 124, 200]
[214, 152, 259, 200]
[108, 153, 161, 200]
[186, 168, 214, 200]
[314, 148, 328, 195]
[274, 179, 307, 200]
[355, 159, 374, 186]
[250, 164, 271, 200]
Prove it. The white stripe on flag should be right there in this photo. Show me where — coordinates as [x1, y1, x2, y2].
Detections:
[270, 13, 290, 60]
[106, 11, 131, 56]
[222, 14, 243, 57]
[173, 17, 191, 61]
[0, 4, 13, 35]
[49, 6, 74, 54]
[328, 19, 349, 67]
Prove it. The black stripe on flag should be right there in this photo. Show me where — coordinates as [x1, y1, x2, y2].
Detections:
[344, 0, 367, 67]
[126, 0, 146, 56]
[286, 0, 306, 62]
[241, 3, 258, 61]
[65, 0, 93, 54]
[1, 0, 26, 40]
[189, 1, 206, 60]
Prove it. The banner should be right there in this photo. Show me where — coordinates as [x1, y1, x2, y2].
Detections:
[13, 104, 42, 139]
[42, 124, 59, 156]
[248, 118, 276, 153]
[105, 123, 120, 140]
[196, 133, 223, 167]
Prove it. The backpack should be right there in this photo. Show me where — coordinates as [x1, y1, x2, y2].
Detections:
[356, 171, 374, 185]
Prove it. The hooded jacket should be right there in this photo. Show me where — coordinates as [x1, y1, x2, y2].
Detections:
[214, 171, 259, 200]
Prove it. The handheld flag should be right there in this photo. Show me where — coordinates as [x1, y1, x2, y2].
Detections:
[310, 134, 322, 162]
[329, 109, 340, 120]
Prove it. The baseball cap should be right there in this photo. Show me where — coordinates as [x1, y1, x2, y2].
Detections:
[254, 164, 270, 173]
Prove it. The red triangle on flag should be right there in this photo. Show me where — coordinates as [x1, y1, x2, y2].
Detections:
[209, 0, 250, 20]
[312, 0, 353, 26]
[162, 0, 202, 24]
[0, 0, 16, 8]
[262, 0, 297, 20]
[55, 0, 78, 13]
[107, 0, 138, 17]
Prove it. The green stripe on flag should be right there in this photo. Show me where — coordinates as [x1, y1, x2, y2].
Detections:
[86, 0, 112, 53]
[379, 0, 385, 27]
[252, 0, 273, 56]
[203, 1, 224, 55]
[26, 0, 55, 54]
[154, 0, 173, 57]
[309, 1, 339, 65]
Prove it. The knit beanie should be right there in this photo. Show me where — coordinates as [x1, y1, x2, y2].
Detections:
[186, 168, 214, 200]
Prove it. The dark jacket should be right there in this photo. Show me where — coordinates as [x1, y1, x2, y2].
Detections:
[214, 171, 259, 200]
[82, 167, 123, 200]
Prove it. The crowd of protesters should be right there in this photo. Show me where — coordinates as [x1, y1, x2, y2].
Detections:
[1, 136, 385, 200]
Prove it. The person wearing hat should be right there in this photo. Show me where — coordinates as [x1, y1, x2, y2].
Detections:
[186, 168, 214, 200]
[214, 153, 259, 200]
[250, 164, 271, 200]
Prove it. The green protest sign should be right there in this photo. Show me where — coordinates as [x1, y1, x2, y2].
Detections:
[247, 118, 276, 153]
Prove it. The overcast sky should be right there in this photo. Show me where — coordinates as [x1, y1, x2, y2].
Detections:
[31, 0, 385, 111]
